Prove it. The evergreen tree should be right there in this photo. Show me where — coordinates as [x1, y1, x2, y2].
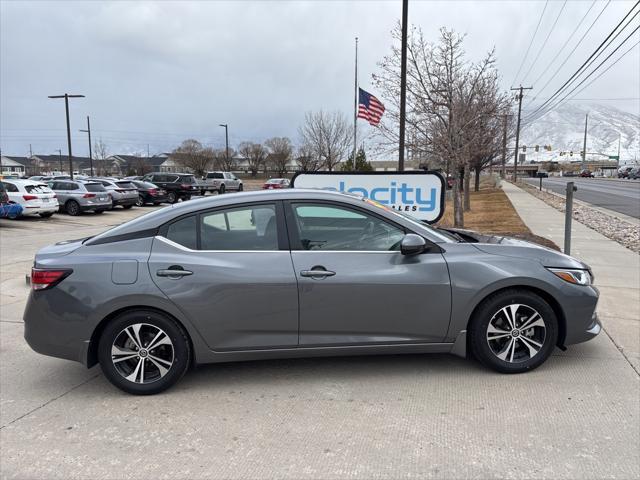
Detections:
[341, 147, 373, 172]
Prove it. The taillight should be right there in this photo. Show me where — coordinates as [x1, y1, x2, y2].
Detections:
[148, 188, 157, 195]
[23, 195, 38, 201]
[31, 268, 72, 291]
[83, 193, 96, 198]
[180, 184, 191, 189]
[116, 189, 126, 193]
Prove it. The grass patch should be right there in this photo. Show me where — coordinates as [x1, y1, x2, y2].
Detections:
[436, 178, 559, 250]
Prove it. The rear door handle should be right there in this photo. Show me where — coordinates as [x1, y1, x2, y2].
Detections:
[156, 268, 193, 278]
[300, 269, 336, 278]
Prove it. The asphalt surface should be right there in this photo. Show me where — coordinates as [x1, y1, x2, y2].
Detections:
[1, 204, 639, 479]
[522, 177, 640, 219]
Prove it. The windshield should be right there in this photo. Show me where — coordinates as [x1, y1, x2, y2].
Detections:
[25, 184, 53, 194]
[116, 181, 136, 189]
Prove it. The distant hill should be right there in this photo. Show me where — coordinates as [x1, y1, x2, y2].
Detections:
[520, 103, 639, 164]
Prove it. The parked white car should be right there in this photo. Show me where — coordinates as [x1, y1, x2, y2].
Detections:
[0, 179, 59, 218]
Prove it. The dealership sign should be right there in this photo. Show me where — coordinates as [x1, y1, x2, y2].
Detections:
[291, 171, 445, 223]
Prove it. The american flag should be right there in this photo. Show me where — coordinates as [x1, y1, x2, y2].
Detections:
[357, 88, 385, 126]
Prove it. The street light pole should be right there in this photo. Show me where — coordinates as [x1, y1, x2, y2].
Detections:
[56, 149, 63, 173]
[79, 115, 93, 177]
[219, 124, 229, 169]
[48, 93, 84, 180]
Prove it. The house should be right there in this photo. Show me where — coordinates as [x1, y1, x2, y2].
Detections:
[0, 156, 28, 176]
[29, 154, 94, 175]
[108, 155, 168, 176]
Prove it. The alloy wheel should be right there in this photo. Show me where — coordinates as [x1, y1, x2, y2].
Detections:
[111, 323, 174, 384]
[486, 304, 546, 363]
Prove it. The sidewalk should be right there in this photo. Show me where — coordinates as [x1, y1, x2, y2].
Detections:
[502, 181, 640, 373]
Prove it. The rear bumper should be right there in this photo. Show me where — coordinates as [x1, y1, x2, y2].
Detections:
[81, 202, 112, 211]
[21, 204, 59, 215]
[112, 197, 137, 206]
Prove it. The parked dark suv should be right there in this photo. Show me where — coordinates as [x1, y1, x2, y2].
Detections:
[141, 173, 198, 204]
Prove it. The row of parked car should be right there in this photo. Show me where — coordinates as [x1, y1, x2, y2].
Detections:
[618, 165, 640, 179]
[0, 172, 201, 219]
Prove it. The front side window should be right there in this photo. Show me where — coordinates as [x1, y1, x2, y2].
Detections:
[291, 203, 405, 251]
[201, 204, 278, 250]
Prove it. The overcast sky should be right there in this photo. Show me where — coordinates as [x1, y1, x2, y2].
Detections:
[1, 0, 638, 157]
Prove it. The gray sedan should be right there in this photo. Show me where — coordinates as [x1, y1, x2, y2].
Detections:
[24, 189, 600, 394]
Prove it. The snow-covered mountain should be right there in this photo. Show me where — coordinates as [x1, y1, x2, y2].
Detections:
[519, 103, 639, 164]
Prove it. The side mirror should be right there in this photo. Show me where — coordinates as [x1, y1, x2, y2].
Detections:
[400, 234, 427, 256]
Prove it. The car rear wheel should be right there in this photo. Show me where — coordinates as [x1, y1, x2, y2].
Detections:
[167, 191, 177, 204]
[39, 212, 54, 218]
[469, 289, 558, 374]
[136, 195, 145, 207]
[98, 310, 191, 395]
[94, 209, 105, 214]
[65, 200, 81, 216]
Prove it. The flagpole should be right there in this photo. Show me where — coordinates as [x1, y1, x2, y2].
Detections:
[353, 36, 358, 166]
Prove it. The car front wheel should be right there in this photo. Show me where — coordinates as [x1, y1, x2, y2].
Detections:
[469, 289, 558, 374]
[98, 310, 191, 395]
[166, 191, 177, 204]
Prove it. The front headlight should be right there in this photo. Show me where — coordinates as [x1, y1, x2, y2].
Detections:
[548, 268, 592, 286]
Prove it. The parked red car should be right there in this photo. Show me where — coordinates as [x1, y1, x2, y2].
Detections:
[262, 178, 290, 189]
[579, 169, 594, 178]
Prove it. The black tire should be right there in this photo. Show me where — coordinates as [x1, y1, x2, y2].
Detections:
[219, 184, 226, 194]
[136, 195, 145, 207]
[98, 309, 191, 395]
[39, 212, 54, 218]
[469, 289, 558, 374]
[167, 191, 177, 204]
[238, 184, 243, 192]
[94, 209, 105, 214]
[65, 200, 81, 216]
[200, 190, 206, 196]
[123, 204, 133, 209]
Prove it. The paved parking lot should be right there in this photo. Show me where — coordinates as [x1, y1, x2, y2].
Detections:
[1, 206, 639, 479]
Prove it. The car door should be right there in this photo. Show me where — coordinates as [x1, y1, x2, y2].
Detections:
[225, 173, 239, 190]
[286, 201, 451, 346]
[148, 201, 299, 351]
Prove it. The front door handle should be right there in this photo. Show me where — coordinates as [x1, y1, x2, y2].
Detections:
[156, 267, 193, 278]
[300, 268, 336, 278]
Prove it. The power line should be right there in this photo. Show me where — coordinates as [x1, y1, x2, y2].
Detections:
[520, 0, 568, 84]
[528, 0, 597, 91]
[525, 1, 639, 121]
[511, 0, 548, 86]
[524, 0, 612, 109]
[526, 34, 640, 125]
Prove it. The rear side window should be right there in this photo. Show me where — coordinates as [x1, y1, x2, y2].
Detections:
[166, 216, 197, 250]
[200, 204, 277, 251]
[207, 172, 223, 179]
[63, 182, 79, 191]
[2, 182, 18, 192]
[179, 175, 195, 184]
[85, 183, 107, 192]
[167, 175, 179, 182]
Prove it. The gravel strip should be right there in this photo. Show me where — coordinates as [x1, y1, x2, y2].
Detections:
[515, 181, 640, 253]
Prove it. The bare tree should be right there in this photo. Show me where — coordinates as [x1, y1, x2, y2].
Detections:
[264, 137, 293, 175]
[296, 143, 322, 172]
[238, 142, 266, 176]
[298, 111, 351, 171]
[93, 138, 110, 175]
[214, 147, 236, 171]
[172, 139, 214, 177]
[373, 26, 510, 226]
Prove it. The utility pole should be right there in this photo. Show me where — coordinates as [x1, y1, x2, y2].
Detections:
[500, 114, 509, 179]
[617, 134, 621, 168]
[79, 116, 93, 176]
[29, 144, 33, 157]
[398, 0, 408, 171]
[510, 86, 532, 181]
[219, 124, 229, 169]
[353, 36, 359, 166]
[581, 113, 588, 169]
[48, 93, 85, 180]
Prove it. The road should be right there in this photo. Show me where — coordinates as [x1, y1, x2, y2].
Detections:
[1, 205, 639, 479]
[522, 177, 640, 219]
